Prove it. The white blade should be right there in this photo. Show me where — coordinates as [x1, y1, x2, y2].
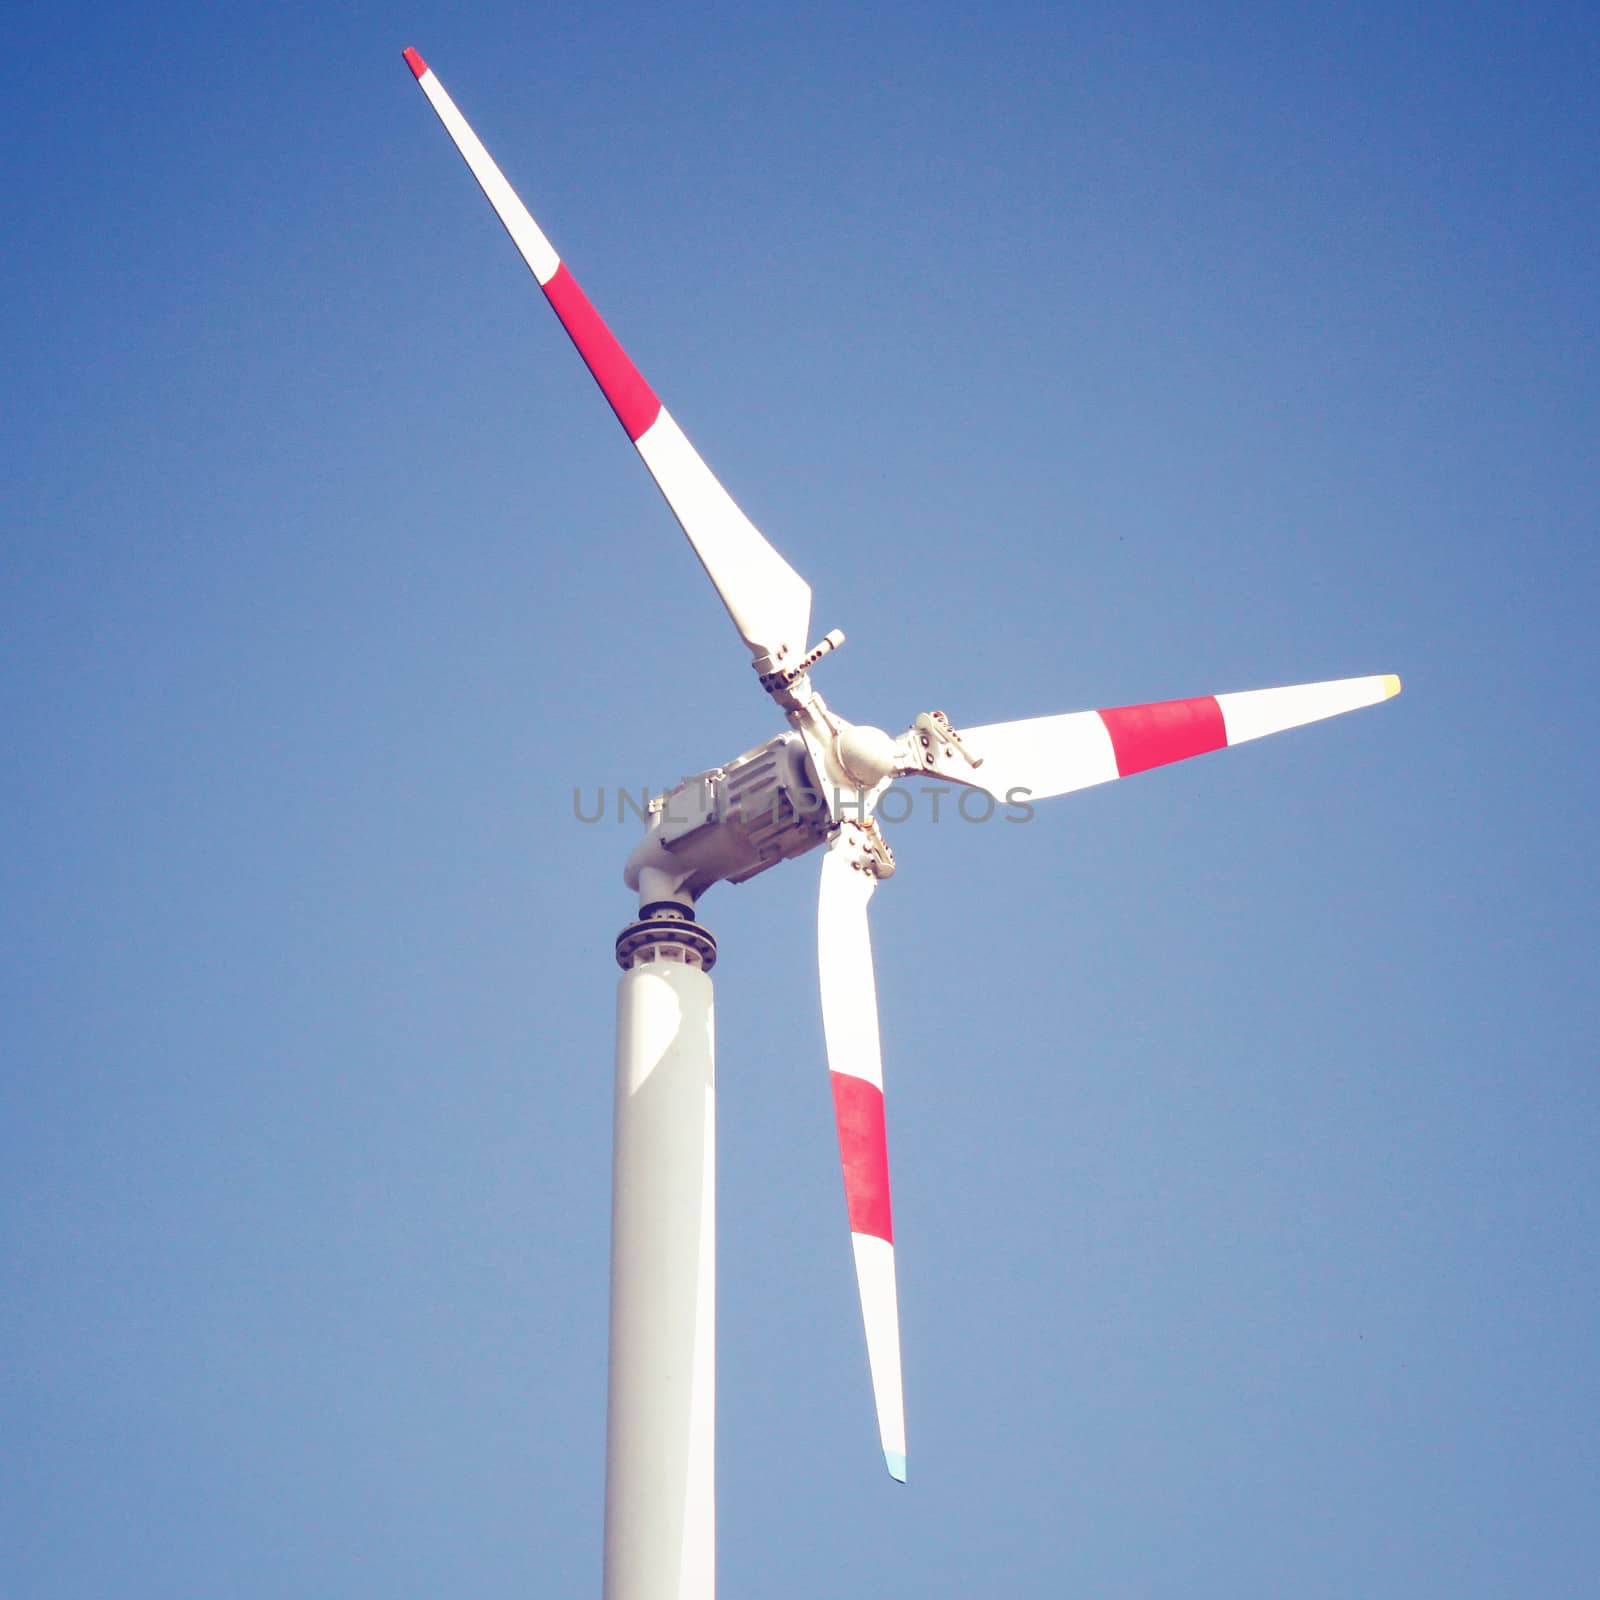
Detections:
[403, 48, 813, 670]
[948, 673, 1402, 803]
[817, 833, 906, 1482]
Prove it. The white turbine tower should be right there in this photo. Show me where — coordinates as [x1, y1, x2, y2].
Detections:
[404, 48, 1401, 1600]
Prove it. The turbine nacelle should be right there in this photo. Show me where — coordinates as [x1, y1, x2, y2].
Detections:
[622, 731, 830, 909]
[620, 715, 907, 911]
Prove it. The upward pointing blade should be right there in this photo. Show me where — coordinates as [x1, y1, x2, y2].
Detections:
[817, 833, 906, 1483]
[402, 48, 813, 670]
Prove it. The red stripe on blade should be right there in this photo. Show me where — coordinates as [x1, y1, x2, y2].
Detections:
[831, 1072, 893, 1245]
[541, 264, 662, 442]
[402, 46, 428, 79]
[1099, 695, 1227, 776]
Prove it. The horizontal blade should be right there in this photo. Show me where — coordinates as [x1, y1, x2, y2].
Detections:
[817, 835, 906, 1483]
[954, 673, 1401, 802]
[403, 48, 813, 669]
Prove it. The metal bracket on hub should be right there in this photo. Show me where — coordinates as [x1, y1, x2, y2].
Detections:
[831, 817, 896, 881]
[754, 629, 845, 708]
[901, 708, 984, 777]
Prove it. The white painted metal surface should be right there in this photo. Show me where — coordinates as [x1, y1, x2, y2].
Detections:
[633, 410, 813, 666]
[405, 48, 812, 669]
[606, 959, 716, 1600]
[817, 842, 885, 1094]
[955, 708, 1120, 803]
[1216, 674, 1399, 745]
[957, 673, 1402, 801]
[817, 835, 906, 1481]
[405, 50, 560, 284]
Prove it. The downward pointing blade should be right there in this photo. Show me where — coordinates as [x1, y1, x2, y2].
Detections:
[402, 48, 813, 669]
[817, 834, 906, 1483]
[952, 673, 1402, 803]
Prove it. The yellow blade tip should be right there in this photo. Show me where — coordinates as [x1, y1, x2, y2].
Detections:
[1381, 673, 1402, 699]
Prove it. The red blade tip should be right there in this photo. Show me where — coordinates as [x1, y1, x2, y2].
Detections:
[402, 46, 428, 79]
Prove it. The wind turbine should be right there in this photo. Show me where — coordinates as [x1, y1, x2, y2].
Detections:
[403, 47, 1400, 1600]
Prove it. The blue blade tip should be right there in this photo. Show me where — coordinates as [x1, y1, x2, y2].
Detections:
[884, 1450, 907, 1483]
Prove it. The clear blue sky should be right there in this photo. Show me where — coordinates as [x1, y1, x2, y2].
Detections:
[5, 3, 1596, 1595]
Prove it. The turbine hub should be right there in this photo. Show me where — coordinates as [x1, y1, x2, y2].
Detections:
[833, 721, 901, 788]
